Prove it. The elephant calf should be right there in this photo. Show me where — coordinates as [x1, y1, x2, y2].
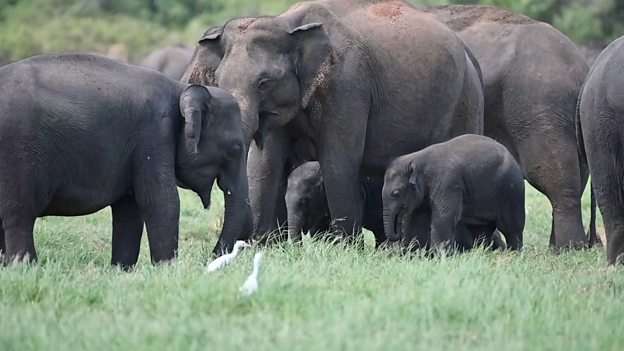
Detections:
[0, 54, 252, 266]
[382, 134, 525, 251]
[285, 161, 385, 245]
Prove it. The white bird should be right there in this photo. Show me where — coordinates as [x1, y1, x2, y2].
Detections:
[240, 251, 263, 297]
[206, 240, 250, 273]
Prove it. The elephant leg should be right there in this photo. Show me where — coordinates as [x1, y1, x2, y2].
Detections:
[455, 222, 475, 252]
[497, 216, 524, 252]
[592, 171, 624, 263]
[0, 218, 5, 257]
[134, 164, 179, 264]
[517, 127, 586, 250]
[318, 82, 370, 240]
[2, 215, 36, 264]
[585, 136, 624, 264]
[429, 190, 463, 252]
[111, 196, 144, 269]
[248, 128, 289, 240]
[321, 163, 363, 240]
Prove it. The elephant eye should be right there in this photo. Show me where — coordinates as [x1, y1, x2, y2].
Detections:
[257, 77, 273, 90]
[391, 190, 401, 198]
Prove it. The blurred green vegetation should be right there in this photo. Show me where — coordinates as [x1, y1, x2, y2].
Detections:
[0, 0, 621, 64]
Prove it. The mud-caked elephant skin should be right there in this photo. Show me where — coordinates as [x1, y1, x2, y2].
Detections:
[0, 54, 252, 266]
[183, 0, 484, 240]
[382, 134, 525, 251]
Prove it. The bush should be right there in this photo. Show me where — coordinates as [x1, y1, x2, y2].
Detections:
[1, 0, 623, 64]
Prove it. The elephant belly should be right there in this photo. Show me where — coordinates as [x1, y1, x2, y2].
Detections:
[42, 183, 130, 217]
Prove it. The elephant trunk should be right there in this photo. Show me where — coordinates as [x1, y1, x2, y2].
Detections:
[213, 154, 253, 256]
[287, 210, 305, 242]
[383, 207, 402, 242]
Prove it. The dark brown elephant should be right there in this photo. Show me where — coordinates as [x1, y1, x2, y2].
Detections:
[420, 5, 591, 249]
[183, 0, 484, 239]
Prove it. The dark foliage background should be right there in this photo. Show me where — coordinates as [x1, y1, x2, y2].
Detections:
[0, 0, 620, 63]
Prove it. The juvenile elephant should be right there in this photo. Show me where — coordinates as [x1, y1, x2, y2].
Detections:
[141, 45, 194, 81]
[420, 5, 591, 249]
[382, 135, 525, 251]
[285, 161, 385, 245]
[0, 54, 251, 266]
[183, 0, 484, 240]
[579, 36, 624, 264]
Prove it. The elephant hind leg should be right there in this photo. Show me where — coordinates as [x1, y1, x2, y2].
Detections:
[519, 130, 586, 250]
[1, 215, 37, 264]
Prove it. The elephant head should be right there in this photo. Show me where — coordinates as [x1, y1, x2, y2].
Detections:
[176, 84, 252, 255]
[182, 11, 333, 148]
[285, 161, 330, 240]
[382, 157, 427, 242]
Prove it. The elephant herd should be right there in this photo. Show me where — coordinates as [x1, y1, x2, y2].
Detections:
[0, 0, 622, 266]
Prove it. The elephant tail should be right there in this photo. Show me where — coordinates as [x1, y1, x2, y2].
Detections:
[575, 81, 599, 247]
[462, 42, 484, 91]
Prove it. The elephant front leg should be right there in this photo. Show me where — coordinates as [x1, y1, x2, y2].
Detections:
[0, 218, 5, 257]
[248, 128, 289, 239]
[111, 196, 144, 269]
[134, 166, 180, 265]
[429, 189, 463, 253]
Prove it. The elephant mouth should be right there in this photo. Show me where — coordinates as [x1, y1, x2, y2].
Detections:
[391, 207, 405, 241]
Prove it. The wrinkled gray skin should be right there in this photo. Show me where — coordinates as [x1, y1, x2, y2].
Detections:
[285, 161, 385, 245]
[383, 135, 524, 251]
[419, 5, 590, 250]
[579, 36, 624, 264]
[0, 54, 251, 266]
[141, 45, 194, 80]
[183, 0, 484, 240]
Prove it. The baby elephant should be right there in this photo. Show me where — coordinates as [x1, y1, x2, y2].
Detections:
[285, 161, 385, 245]
[383, 134, 525, 251]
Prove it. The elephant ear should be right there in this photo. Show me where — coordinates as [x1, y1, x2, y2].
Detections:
[198, 25, 223, 43]
[179, 85, 213, 154]
[408, 162, 424, 200]
[288, 22, 333, 109]
[182, 25, 224, 85]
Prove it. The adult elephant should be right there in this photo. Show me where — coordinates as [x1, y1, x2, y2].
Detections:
[141, 45, 194, 81]
[183, 0, 484, 238]
[0, 54, 252, 265]
[579, 36, 624, 264]
[420, 5, 591, 249]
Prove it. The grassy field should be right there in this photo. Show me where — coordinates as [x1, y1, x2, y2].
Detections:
[0, 184, 621, 351]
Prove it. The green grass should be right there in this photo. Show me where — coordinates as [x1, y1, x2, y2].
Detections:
[0, 185, 621, 351]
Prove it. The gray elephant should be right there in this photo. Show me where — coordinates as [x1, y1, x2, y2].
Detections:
[413, 5, 590, 249]
[382, 135, 524, 251]
[141, 45, 194, 81]
[183, 0, 484, 240]
[579, 36, 624, 264]
[285, 161, 385, 245]
[0, 54, 251, 266]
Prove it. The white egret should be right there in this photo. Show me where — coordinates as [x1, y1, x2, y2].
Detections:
[240, 251, 263, 297]
[206, 240, 250, 272]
